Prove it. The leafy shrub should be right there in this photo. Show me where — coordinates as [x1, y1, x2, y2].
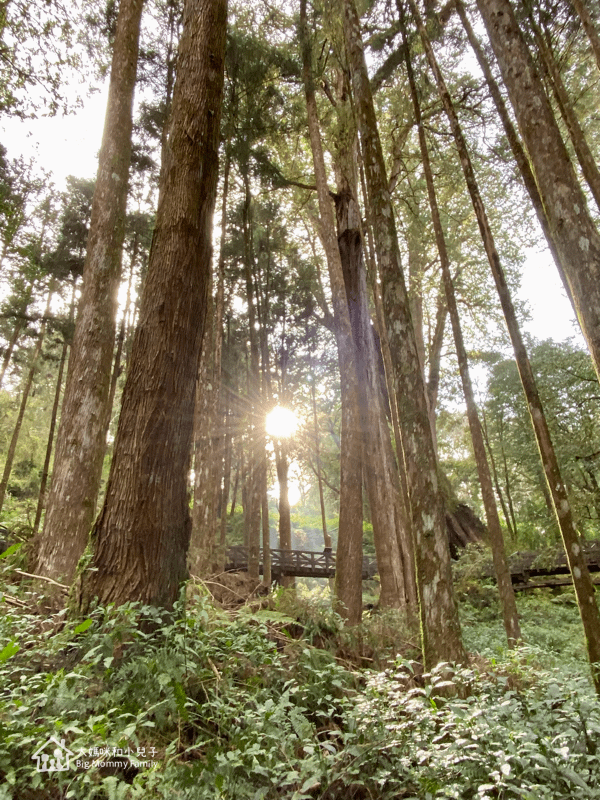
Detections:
[0, 582, 599, 799]
[327, 657, 600, 799]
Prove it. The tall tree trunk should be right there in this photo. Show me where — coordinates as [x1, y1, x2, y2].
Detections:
[230, 442, 241, 518]
[275, 439, 294, 589]
[411, 0, 600, 690]
[360, 182, 413, 540]
[401, 13, 521, 646]
[190, 154, 230, 575]
[481, 410, 517, 541]
[33, 285, 76, 536]
[0, 283, 55, 515]
[474, 0, 600, 384]
[106, 236, 137, 425]
[310, 356, 332, 551]
[261, 456, 271, 587]
[530, 16, 600, 211]
[336, 181, 413, 610]
[456, 0, 575, 311]
[242, 173, 263, 581]
[300, 0, 364, 624]
[80, 0, 227, 609]
[426, 290, 448, 417]
[35, 0, 145, 583]
[343, 0, 465, 666]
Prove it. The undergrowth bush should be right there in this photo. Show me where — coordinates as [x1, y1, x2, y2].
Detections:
[1, 569, 599, 799]
[342, 657, 600, 799]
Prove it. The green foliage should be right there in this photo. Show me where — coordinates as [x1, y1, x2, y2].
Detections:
[438, 340, 600, 551]
[348, 657, 600, 799]
[2, 579, 598, 799]
[0, 0, 91, 119]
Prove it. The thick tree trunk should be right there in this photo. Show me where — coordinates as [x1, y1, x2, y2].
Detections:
[474, 0, 600, 383]
[531, 17, 600, 212]
[362, 209, 414, 560]
[343, 0, 465, 666]
[189, 292, 219, 574]
[456, 0, 575, 312]
[80, 0, 227, 609]
[412, 0, 600, 690]
[35, 0, 145, 583]
[402, 15, 521, 646]
[300, 0, 364, 624]
[336, 184, 413, 610]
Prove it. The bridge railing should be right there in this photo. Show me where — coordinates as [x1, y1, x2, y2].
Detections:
[224, 546, 377, 580]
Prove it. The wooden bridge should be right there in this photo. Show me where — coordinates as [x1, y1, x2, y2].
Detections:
[507, 540, 600, 590]
[225, 546, 378, 580]
[225, 541, 600, 590]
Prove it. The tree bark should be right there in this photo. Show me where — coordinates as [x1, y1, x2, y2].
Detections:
[241, 174, 263, 581]
[455, 0, 575, 312]
[411, 0, 600, 690]
[474, 0, 600, 384]
[80, 0, 227, 609]
[530, 15, 600, 212]
[35, 0, 145, 583]
[401, 12, 521, 646]
[33, 285, 76, 536]
[300, 0, 364, 624]
[343, 0, 465, 666]
[275, 438, 294, 589]
[190, 154, 231, 575]
[336, 182, 413, 610]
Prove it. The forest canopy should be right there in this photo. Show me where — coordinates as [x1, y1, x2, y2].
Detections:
[2, 0, 600, 795]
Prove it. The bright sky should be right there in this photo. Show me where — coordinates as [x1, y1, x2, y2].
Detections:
[518, 246, 585, 345]
[0, 86, 586, 348]
[0, 84, 109, 190]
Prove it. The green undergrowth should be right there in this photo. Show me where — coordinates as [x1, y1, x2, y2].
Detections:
[1, 564, 600, 799]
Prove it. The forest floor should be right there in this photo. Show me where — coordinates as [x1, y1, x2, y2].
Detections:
[1, 546, 600, 799]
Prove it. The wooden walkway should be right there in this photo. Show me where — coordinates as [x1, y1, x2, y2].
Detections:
[225, 546, 378, 580]
[225, 541, 600, 590]
[508, 540, 600, 590]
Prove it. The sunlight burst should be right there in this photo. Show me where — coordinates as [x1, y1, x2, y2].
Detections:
[266, 406, 298, 439]
[287, 481, 301, 506]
